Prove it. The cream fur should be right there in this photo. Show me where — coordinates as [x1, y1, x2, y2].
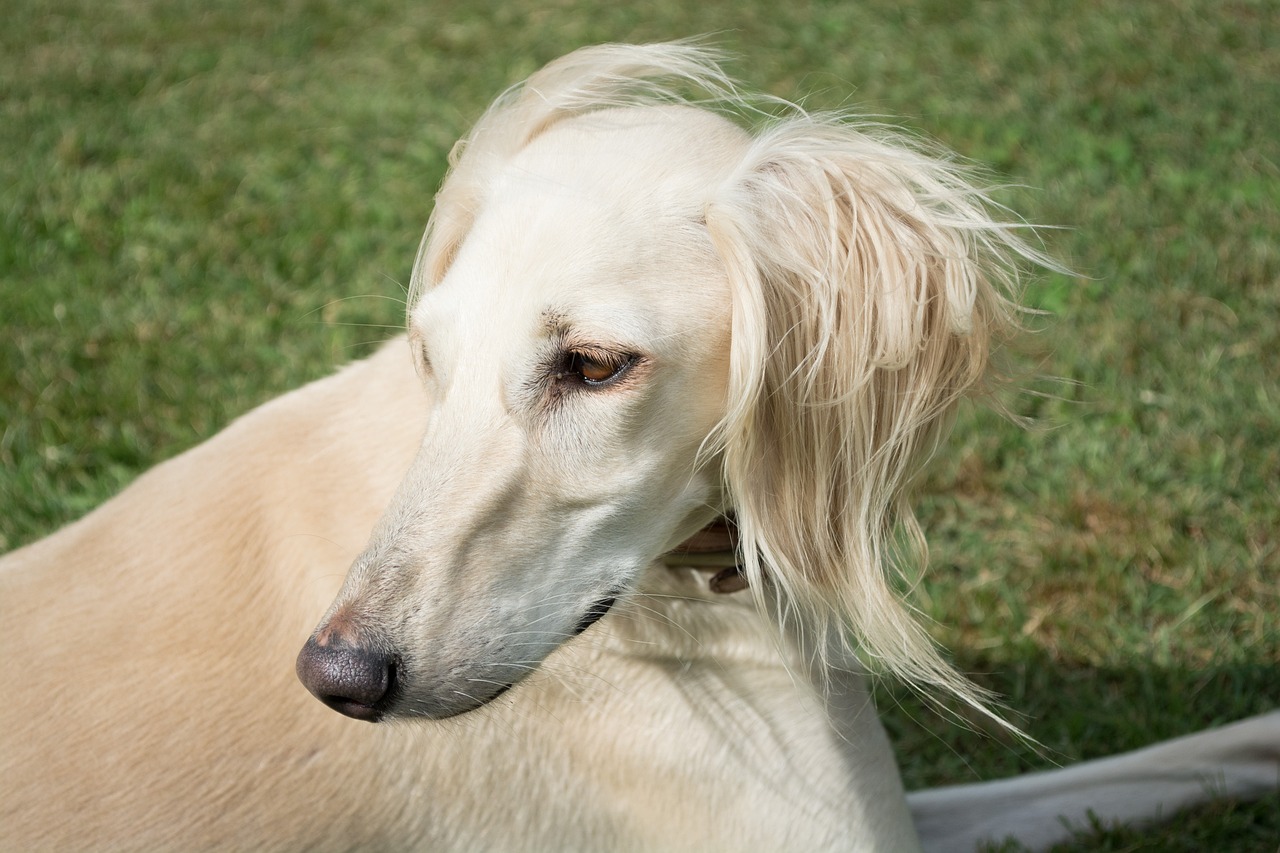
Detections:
[2, 43, 1275, 852]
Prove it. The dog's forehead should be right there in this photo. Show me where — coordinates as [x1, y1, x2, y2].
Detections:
[507, 105, 748, 201]
[414, 215, 723, 356]
[414, 108, 740, 350]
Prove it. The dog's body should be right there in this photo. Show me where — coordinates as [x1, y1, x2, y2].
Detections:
[0, 342, 919, 850]
[2, 44, 1276, 852]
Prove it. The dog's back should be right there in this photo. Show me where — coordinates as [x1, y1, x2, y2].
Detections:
[0, 343, 424, 848]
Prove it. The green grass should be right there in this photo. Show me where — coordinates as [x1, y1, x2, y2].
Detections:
[2, 0, 1277, 848]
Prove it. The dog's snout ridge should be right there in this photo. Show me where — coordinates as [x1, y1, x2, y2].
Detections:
[295, 635, 398, 722]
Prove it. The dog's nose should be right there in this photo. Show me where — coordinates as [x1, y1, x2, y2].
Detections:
[295, 635, 397, 722]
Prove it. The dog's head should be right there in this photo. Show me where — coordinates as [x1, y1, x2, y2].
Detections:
[297, 43, 1047, 721]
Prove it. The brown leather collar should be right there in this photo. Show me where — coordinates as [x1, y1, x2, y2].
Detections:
[665, 516, 748, 594]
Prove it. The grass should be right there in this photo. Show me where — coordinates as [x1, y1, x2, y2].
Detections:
[2, 0, 1277, 847]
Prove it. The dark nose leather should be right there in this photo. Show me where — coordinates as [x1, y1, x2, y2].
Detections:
[295, 636, 397, 722]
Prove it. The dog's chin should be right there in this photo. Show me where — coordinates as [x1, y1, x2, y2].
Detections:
[379, 595, 620, 722]
[383, 681, 516, 721]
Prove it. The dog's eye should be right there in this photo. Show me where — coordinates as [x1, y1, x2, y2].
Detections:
[562, 349, 634, 388]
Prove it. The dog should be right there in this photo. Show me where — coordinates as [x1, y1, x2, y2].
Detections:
[2, 43, 1276, 852]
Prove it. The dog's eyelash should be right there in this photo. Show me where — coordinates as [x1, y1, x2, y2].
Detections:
[555, 348, 637, 389]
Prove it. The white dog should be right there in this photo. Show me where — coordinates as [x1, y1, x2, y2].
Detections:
[2, 43, 1275, 852]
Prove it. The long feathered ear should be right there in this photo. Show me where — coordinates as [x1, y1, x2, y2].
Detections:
[409, 41, 739, 300]
[707, 117, 1053, 716]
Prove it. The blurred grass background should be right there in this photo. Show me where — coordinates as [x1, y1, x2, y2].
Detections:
[2, 0, 1276, 848]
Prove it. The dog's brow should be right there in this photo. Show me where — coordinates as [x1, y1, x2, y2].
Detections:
[540, 308, 572, 338]
[539, 308, 645, 357]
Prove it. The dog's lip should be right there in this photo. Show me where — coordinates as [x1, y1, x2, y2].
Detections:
[571, 593, 619, 636]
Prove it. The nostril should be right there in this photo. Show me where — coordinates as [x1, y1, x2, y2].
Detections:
[295, 637, 398, 722]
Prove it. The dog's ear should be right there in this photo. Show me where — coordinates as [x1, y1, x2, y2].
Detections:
[411, 42, 737, 295]
[707, 119, 1047, 709]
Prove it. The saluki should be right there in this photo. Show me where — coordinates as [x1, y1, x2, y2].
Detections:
[1, 43, 1276, 852]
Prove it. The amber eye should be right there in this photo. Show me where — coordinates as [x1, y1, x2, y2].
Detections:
[564, 350, 632, 387]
